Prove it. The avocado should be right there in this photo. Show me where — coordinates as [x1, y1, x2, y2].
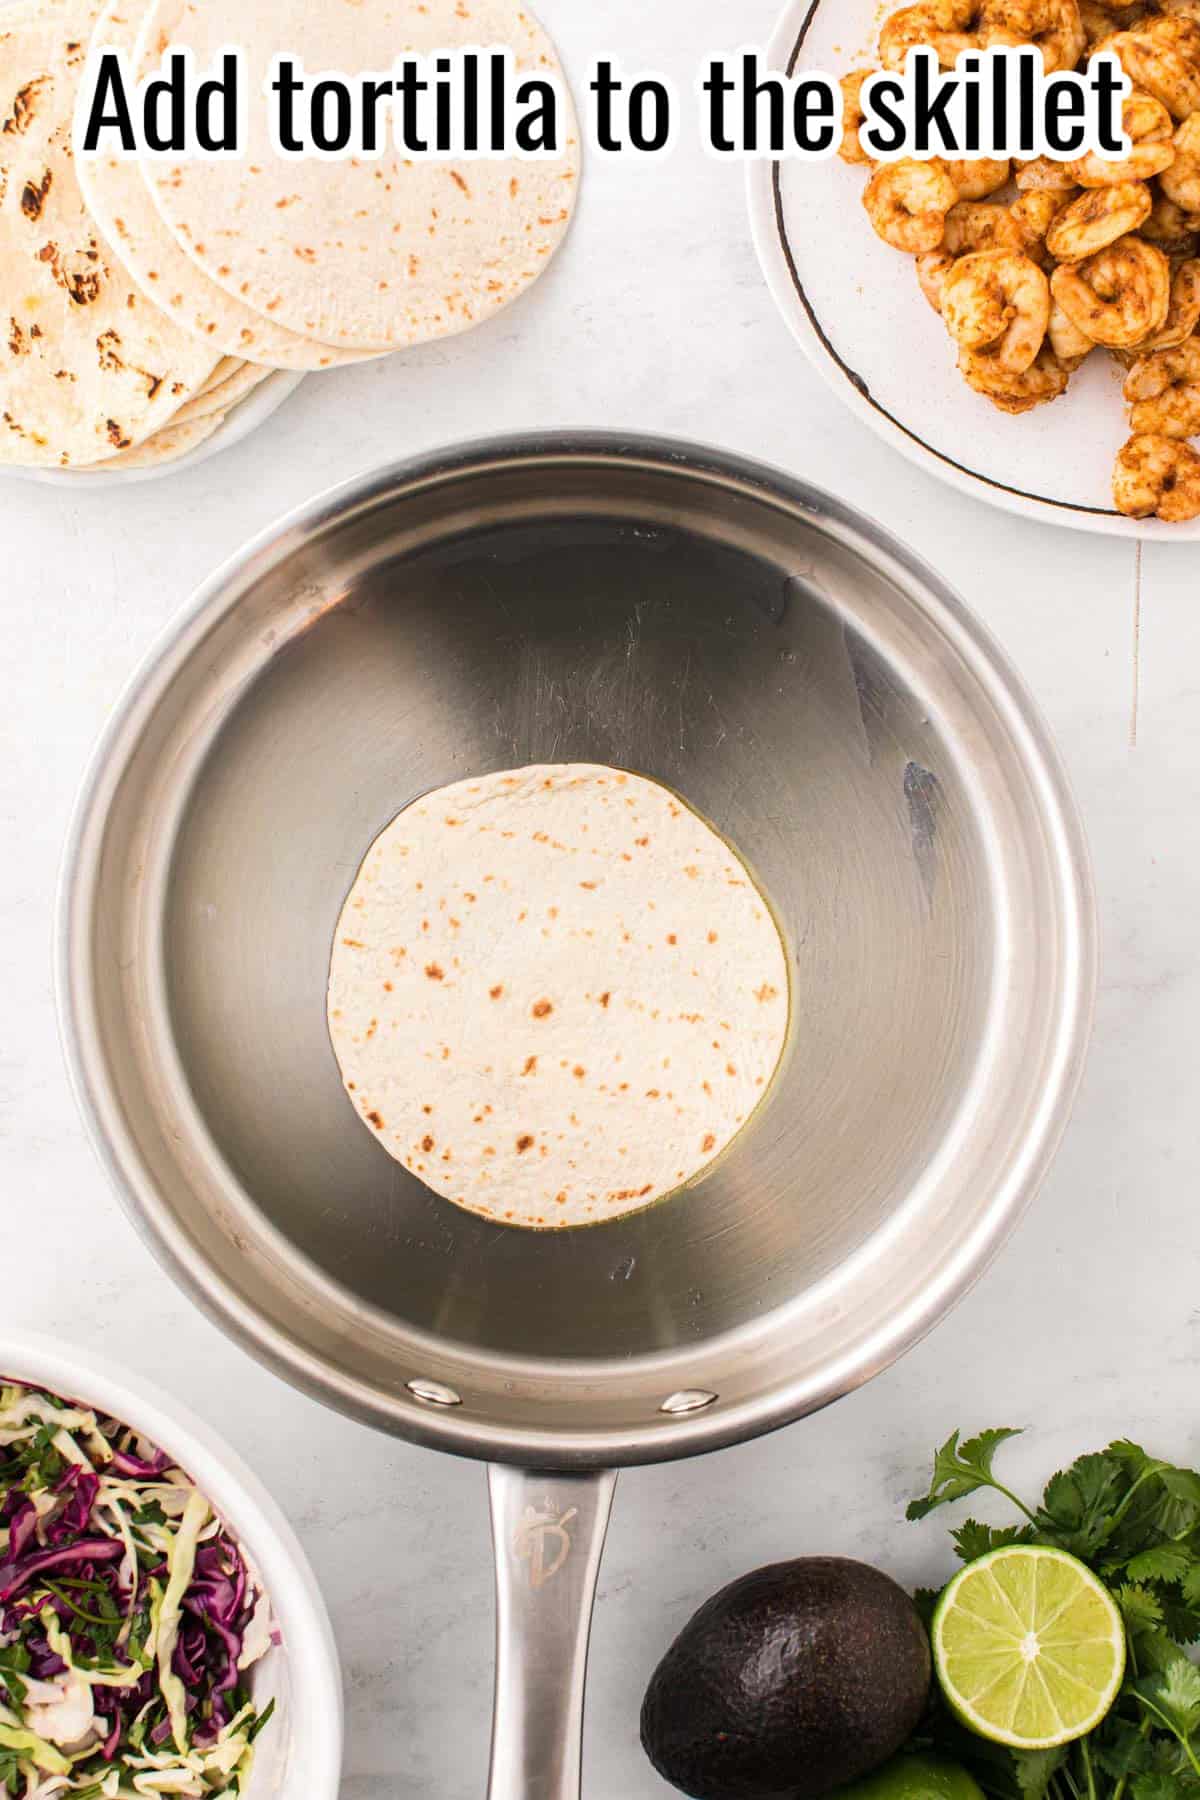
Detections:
[640, 1557, 931, 1800]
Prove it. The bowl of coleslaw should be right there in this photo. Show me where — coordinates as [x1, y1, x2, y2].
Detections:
[0, 1332, 341, 1799]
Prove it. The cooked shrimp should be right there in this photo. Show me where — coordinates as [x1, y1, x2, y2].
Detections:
[839, 70, 877, 166]
[1012, 189, 1074, 238]
[1140, 185, 1200, 250]
[1051, 235, 1172, 343]
[1049, 298, 1098, 360]
[1081, 0, 1149, 36]
[944, 158, 1012, 199]
[959, 342, 1074, 409]
[1135, 256, 1200, 348]
[879, 0, 982, 69]
[1080, 0, 1117, 43]
[1046, 181, 1154, 260]
[1113, 432, 1200, 517]
[979, 0, 1087, 68]
[942, 249, 1052, 369]
[1010, 188, 1078, 264]
[1160, 114, 1200, 211]
[1105, 16, 1200, 120]
[1080, 0, 1126, 44]
[943, 198, 1027, 253]
[1124, 337, 1200, 432]
[1067, 92, 1175, 185]
[1015, 155, 1081, 192]
[863, 159, 959, 251]
[916, 249, 956, 310]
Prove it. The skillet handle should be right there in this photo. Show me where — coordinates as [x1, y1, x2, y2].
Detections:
[486, 1465, 618, 1800]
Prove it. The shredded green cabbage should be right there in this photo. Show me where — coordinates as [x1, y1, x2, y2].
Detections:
[155, 1489, 211, 1752]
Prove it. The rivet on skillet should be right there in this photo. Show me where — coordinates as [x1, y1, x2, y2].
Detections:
[407, 1378, 462, 1407]
[660, 1389, 718, 1415]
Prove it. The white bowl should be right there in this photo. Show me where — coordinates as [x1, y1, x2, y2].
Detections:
[747, 0, 1200, 541]
[0, 1330, 343, 1798]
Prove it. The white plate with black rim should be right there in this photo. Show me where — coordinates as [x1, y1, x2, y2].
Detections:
[747, 0, 1199, 541]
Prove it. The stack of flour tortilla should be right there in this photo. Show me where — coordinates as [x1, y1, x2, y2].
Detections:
[328, 765, 792, 1230]
[0, 0, 579, 469]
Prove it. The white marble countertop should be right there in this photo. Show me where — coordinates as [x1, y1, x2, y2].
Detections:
[6, 1, 1198, 1794]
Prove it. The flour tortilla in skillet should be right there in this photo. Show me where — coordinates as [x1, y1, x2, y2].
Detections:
[76, 0, 381, 372]
[134, 0, 580, 352]
[327, 765, 791, 1229]
[0, 0, 218, 465]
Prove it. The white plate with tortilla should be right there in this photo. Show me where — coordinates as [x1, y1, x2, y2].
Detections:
[747, 0, 1200, 540]
[5, 368, 303, 486]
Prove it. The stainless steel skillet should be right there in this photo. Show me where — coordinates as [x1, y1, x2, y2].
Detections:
[58, 434, 1095, 1797]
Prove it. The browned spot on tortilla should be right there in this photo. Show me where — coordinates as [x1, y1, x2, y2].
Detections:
[532, 999, 553, 1018]
[450, 170, 470, 194]
[580, 880, 598, 890]
[3, 78, 49, 136]
[366, 1110, 384, 1128]
[342, 937, 365, 948]
[555, 1191, 567, 1204]
[702, 1133, 716, 1153]
[19, 169, 50, 220]
[521, 1056, 537, 1076]
[96, 328, 123, 372]
[383, 980, 393, 991]
[425, 962, 444, 980]
[421, 1134, 434, 1153]
[42, 242, 104, 307]
[635, 836, 649, 847]
[516, 1134, 534, 1153]
[754, 983, 779, 1003]
[489, 984, 504, 999]
[666, 933, 677, 945]
[422, 1104, 433, 1115]
[599, 991, 611, 1008]
[573, 1065, 585, 1079]
[726, 1063, 737, 1076]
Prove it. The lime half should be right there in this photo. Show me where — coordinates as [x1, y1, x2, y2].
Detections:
[835, 1752, 985, 1799]
[932, 1545, 1125, 1750]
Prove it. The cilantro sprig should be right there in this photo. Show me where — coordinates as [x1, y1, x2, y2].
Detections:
[905, 1429, 1200, 1800]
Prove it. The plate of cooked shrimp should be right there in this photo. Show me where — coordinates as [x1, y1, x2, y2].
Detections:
[748, 0, 1200, 536]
